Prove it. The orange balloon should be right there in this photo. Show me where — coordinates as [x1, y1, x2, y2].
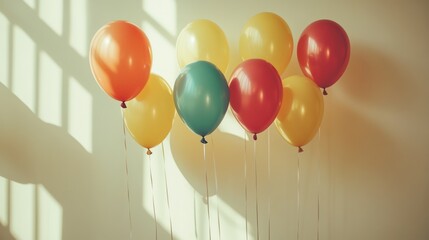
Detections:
[90, 20, 152, 107]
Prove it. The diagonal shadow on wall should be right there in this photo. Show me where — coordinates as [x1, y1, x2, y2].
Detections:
[0, 0, 172, 239]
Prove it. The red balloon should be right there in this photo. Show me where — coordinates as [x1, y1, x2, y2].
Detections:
[90, 21, 152, 107]
[229, 59, 283, 140]
[297, 19, 350, 95]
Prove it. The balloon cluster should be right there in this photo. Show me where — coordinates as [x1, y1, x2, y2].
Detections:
[89, 13, 350, 153]
[89, 21, 174, 155]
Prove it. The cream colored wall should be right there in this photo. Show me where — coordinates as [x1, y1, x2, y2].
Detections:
[1, 0, 428, 239]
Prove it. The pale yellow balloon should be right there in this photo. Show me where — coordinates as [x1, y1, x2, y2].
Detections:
[239, 12, 293, 75]
[275, 75, 324, 151]
[124, 74, 175, 151]
[176, 19, 229, 73]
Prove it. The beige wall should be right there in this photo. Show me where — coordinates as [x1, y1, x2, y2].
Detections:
[1, 0, 428, 239]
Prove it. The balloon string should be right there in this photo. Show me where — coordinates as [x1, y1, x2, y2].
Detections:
[121, 109, 133, 240]
[162, 143, 174, 240]
[254, 140, 260, 240]
[210, 136, 222, 240]
[193, 190, 198, 240]
[267, 129, 271, 240]
[203, 143, 212, 240]
[244, 132, 249, 240]
[317, 128, 321, 240]
[148, 154, 158, 240]
[297, 152, 301, 240]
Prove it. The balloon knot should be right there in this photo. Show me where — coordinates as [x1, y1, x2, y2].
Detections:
[253, 134, 257, 141]
[121, 101, 127, 108]
[323, 88, 328, 96]
[146, 148, 152, 155]
[298, 146, 304, 153]
[201, 137, 208, 144]
[146, 149, 152, 155]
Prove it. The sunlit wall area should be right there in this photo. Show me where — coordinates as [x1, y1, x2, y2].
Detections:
[141, 0, 178, 84]
[38, 0, 63, 36]
[11, 24, 37, 112]
[67, 77, 93, 152]
[37, 185, 63, 240]
[0, 177, 10, 226]
[69, 0, 88, 57]
[0, 0, 429, 240]
[10, 182, 35, 240]
[0, 12, 10, 87]
[1, 0, 94, 239]
[37, 51, 63, 127]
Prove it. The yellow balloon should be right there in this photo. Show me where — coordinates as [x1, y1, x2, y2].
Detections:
[124, 74, 175, 153]
[275, 75, 324, 151]
[176, 19, 229, 73]
[239, 12, 293, 75]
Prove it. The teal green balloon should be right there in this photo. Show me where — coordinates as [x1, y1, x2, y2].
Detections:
[173, 61, 230, 143]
